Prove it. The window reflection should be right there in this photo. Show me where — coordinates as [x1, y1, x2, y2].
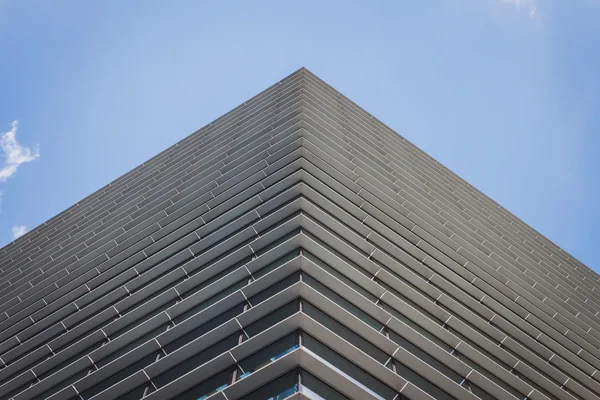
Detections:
[175, 368, 236, 400]
[198, 383, 229, 400]
[239, 333, 300, 380]
[267, 383, 298, 400]
[239, 369, 350, 400]
[242, 344, 299, 379]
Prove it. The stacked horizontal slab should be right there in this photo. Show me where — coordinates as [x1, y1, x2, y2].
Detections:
[0, 68, 599, 400]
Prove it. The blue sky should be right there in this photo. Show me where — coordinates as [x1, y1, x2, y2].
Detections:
[0, 0, 599, 270]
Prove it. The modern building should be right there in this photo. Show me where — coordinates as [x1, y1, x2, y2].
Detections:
[0, 68, 599, 400]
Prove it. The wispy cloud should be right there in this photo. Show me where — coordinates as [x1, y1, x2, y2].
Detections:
[12, 225, 27, 240]
[503, 0, 537, 18]
[0, 121, 40, 183]
[1, 121, 40, 243]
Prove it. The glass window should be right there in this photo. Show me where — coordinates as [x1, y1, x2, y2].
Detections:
[239, 369, 299, 400]
[302, 333, 397, 400]
[154, 333, 241, 389]
[299, 370, 351, 400]
[176, 367, 236, 400]
[239, 369, 352, 400]
[238, 333, 299, 379]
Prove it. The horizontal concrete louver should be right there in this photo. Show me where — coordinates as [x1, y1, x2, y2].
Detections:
[0, 68, 598, 400]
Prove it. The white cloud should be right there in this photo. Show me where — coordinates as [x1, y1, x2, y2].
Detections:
[503, 0, 537, 18]
[0, 120, 40, 183]
[12, 225, 27, 239]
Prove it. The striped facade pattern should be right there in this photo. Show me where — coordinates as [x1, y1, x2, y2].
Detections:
[0, 68, 598, 400]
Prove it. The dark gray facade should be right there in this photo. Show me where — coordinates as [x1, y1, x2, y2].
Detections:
[0, 68, 599, 400]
